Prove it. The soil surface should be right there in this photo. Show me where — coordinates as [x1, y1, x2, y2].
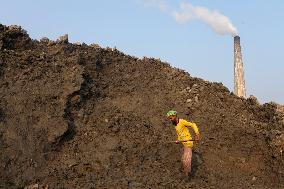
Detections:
[0, 24, 284, 189]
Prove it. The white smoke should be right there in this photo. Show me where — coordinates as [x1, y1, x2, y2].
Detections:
[141, 0, 238, 36]
[173, 2, 238, 36]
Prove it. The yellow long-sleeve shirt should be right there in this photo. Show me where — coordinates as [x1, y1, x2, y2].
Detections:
[175, 119, 199, 148]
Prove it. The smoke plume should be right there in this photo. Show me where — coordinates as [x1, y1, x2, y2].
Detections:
[142, 0, 238, 36]
[173, 2, 238, 36]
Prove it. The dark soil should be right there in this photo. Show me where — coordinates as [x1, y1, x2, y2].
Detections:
[0, 24, 284, 189]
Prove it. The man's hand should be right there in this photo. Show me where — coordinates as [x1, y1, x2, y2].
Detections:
[195, 134, 201, 141]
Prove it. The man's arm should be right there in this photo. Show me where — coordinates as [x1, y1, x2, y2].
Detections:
[184, 120, 200, 140]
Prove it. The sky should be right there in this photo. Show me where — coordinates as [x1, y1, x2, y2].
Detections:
[0, 0, 283, 104]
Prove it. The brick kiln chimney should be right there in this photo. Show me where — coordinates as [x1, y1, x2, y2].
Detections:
[234, 36, 246, 98]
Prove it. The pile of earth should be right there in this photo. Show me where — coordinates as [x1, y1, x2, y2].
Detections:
[0, 24, 283, 189]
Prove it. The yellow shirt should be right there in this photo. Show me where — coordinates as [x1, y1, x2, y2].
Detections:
[175, 119, 199, 148]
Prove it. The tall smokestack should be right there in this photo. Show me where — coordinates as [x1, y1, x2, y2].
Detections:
[234, 36, 246, 98]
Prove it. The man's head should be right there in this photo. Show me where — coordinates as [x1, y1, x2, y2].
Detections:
[167, 110, 178, 125]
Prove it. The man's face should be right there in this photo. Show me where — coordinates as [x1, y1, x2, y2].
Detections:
[168, 115, 178, 125]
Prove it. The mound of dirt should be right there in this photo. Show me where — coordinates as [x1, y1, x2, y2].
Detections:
[0, 24, 283, 189]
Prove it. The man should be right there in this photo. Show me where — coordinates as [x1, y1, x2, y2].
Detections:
[167, 110, 200, 177]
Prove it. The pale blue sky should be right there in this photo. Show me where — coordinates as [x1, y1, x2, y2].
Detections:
[0, 0, 283, 104]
